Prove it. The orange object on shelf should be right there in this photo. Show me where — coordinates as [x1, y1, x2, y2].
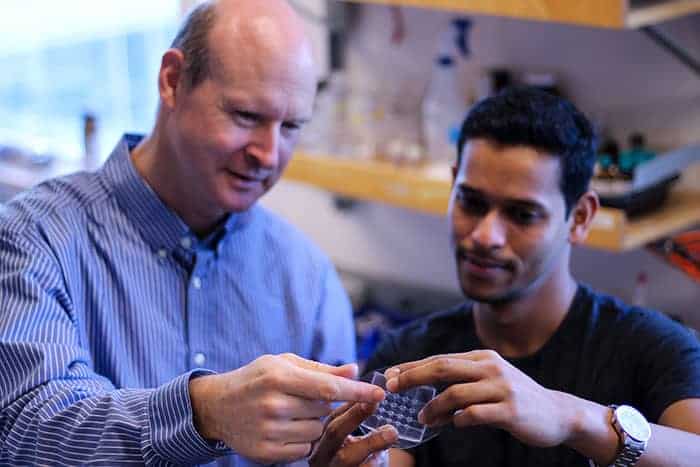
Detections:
[652, 230, 700, 283]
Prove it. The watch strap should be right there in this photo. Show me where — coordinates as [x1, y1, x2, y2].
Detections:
[609, 405, 649, 467]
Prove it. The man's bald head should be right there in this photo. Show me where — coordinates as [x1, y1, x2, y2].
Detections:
[171, 0, 315, 90]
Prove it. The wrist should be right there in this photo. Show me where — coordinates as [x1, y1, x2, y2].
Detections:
[149, 371, 229, 465]
[556, 391, 619, 465]
[554, 390, 588, 446]
[189, 374, 221, 442]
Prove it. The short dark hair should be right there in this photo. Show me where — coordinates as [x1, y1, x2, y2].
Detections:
[457, 86, 596, 216]
[170, 1, 218, 90]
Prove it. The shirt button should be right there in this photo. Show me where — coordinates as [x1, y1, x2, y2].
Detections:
[180, 237, 192, 249]
[192, 276, 202, 289]
[157, 249, 168, 258]
[193, 353, 206, 366]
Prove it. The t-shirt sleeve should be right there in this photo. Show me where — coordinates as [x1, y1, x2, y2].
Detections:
[627, 309, 700, 423]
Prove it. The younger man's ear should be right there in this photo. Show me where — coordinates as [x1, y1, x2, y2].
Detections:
[569, 190, 600, 244]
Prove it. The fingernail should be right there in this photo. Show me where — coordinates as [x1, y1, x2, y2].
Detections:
[417, 409, 428, 424]
[379, 425, 397, 441]
[386, 378, 398, 392]
[385, 367, 400, 379]
[372, 387, 385, 401]
[344, 363, 359, 377]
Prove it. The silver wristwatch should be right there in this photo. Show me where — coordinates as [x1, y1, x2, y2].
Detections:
[607, 404, 652, 466]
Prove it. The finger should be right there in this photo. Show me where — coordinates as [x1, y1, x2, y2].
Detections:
[333, 363, 360, 379]
[284, 366, 385, 403]
[267, 441, 313, 463]
[259, 395, 333, 420]
[387, 357, 486, 393]
[332, 426, 398, 466]
[418, 381, 498, 425]
[452, 402, 506, 428]
[312, 402, 378, 463]
[281, 353, 359, 379]
[384, 356, 444, 379]
[328, 401, 354, 421]
[264, 419, 325, 443]
[385, 350, 494, 378]
[421, 413, 453, 428]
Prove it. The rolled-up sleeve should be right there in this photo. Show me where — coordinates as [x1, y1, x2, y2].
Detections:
[0, 232, 228, 465]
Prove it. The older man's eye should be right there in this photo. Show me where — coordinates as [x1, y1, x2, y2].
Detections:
[282, 121, 302, 132]
[234, 111, 259, 125]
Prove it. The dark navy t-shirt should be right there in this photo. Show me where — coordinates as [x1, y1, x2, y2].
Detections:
[365, 284, 700, 467]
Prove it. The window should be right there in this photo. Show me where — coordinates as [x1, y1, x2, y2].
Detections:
[0, 1, 180, 161]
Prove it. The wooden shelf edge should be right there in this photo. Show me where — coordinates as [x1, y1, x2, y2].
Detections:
[620, 188, 700, 249]
[285, 153, 700, 252]
[345, 0, 627, 28]
[285, 152, 452, 215]
[584, 207, 628, 251]
[345, 0, 700, 29]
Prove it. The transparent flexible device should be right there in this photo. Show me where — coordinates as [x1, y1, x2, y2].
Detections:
[359, 371, 439, 449]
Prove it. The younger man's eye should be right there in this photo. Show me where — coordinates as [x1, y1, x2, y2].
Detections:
[507, 207, 540, 225]
[457, 192, 489, 216]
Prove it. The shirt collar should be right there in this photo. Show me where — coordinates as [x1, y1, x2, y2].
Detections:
[99, 134, 238, 255]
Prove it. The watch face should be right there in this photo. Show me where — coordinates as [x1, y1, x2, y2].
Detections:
[617, 405, 652, 442]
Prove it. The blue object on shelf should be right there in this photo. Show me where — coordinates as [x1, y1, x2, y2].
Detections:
[354, 304, 417, 365]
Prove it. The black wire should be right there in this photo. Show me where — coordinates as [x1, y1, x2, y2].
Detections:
[670, 241, 700, 268]
[288, 0, 330, 25]
[641, 26, 700, 79]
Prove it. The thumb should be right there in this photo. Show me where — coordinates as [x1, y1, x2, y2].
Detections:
[331, 363, 359, 379]
[365, 449, 390, 467]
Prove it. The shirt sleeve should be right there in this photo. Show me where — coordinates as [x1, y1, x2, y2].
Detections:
[627, 309, 700, 423]
[310, 262, 356, 366]
[0, 232, 229, 465]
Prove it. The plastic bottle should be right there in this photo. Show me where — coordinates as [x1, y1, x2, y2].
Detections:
[421, 18, 472, 163]
[632, 271, 648, 307]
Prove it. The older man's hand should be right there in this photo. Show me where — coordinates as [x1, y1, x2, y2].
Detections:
[189, 353, 385, 465]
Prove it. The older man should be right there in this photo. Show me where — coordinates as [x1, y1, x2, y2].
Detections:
[0, 1, 384, 465]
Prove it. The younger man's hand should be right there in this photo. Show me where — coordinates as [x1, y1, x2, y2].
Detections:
[309, 402, 398, 467]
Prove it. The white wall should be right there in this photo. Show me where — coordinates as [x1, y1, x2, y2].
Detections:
[341, 5, 700, 147]
[263, 5, 700, 327]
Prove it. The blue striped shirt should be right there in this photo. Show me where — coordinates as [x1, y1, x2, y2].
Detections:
[0, 134, 355, 466]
